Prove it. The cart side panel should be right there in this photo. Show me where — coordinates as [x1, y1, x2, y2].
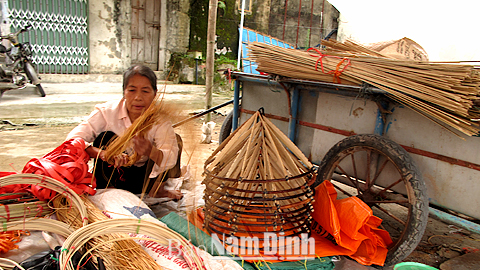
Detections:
[384, 104, 480, 219]
[386, 104, 480, 164]
[310, 91, 379, 164]
[239, 79, 290, 137]
[295, 89, 319, 160]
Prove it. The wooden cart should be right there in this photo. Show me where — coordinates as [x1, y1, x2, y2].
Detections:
[220, 71, 480, 266]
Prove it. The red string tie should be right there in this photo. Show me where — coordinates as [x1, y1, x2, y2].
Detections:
[307, 47, 351, 84]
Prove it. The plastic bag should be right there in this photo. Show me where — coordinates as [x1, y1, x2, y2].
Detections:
[13, 246, 99, 270]
[310, 180, 393, 266]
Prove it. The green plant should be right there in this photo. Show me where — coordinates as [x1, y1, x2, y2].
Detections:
[215, 54, 237, 66]
[218, 1, 226, 12]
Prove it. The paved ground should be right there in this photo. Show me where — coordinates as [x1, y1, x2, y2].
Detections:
[1, 82, 480, 269]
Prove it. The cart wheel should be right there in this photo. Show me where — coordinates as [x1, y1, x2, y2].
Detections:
[219, 110, 233, 144]
[314, 134, 428, 267]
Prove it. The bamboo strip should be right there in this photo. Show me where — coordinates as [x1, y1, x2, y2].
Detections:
[53, 196, 161, 270]
[0, 174, 88, 226]
[0, 200, 53, 223]
[59, 218, 206, 270]
[5, 218, 74, 238]
[203, 112, 313, 241]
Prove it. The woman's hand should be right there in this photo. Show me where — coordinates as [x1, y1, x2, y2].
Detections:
[151, 181, 183, 200]
[132, 135, 153, 157]
[98, 149, 129, 167]
[87, 146, 129, 168]
[112, 153, 129, 168]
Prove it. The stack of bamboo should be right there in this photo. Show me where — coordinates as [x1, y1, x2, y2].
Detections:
[53, 195, 161, 270]
[0, 193, 53, 223]
[247, 41, 480, 136]
[203, 111, 315, 248]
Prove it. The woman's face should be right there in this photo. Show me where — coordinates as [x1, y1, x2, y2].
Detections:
[124, 74, 156, 122]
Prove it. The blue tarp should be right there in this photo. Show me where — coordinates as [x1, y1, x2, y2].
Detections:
[240, 28, 295, 75]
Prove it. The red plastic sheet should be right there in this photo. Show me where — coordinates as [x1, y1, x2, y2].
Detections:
[20, 138, 96, 200]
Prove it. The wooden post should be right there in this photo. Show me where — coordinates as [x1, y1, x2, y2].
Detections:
[205, 0, 218, 122]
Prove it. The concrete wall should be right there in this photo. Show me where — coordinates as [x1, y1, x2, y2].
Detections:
[89, 0, 131, 74]
[89, 0, 190, 74]
[267, 0, 339, 48]
[336, 13, 354, 42]
[161, 0, 191, 74]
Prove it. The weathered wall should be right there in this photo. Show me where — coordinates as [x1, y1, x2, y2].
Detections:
[268, 0, 338, 48]
[88, 0, 336, 74]
[89, 0, 189, 74]
[189, 0, 239, 58]
[162, 0, 191, 72]
[189, 0, 339, 59]
[89, 0, 131, 74]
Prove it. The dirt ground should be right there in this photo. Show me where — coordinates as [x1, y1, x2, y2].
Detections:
[1, 84, 480, 269]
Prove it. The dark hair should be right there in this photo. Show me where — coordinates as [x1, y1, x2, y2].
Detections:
[122, 64, 157, 93]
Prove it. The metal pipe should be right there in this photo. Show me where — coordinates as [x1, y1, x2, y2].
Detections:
[232, 79, 241, 131]
[288, 86, 300, 142]
[429, 207, 480, 235]
[172, 99, 235, 128]
[229, 72, 385, 94]
[374, 100, 389, 136]
[320, 0, 325, 40]
[282, 0, 288, 40]
[308, 0, 314, 47]
[236, 0, 246, 70]
[295, 0, 302, 47]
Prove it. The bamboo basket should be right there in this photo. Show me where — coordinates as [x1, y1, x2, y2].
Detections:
[0, 174, 88, 226]
[202, 111, 315, 251]
[53, 195, 161, 270]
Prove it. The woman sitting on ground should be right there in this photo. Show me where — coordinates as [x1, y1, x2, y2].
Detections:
[66, 64, 182, 200]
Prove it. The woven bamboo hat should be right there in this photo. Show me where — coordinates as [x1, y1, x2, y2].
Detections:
[202, 110, 316, 244]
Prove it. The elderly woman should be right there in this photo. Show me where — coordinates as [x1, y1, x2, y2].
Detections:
[67, 64, 182, 199]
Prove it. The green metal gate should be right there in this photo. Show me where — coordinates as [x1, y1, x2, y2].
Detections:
[7, 0, 89, 74]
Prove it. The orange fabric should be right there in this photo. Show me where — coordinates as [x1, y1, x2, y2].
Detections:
[310, 180, 392, 266]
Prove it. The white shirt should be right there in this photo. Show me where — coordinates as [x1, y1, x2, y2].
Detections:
[66, 98, 179, 178]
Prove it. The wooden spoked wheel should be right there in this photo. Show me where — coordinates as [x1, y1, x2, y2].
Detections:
[314, 134, 429, 266]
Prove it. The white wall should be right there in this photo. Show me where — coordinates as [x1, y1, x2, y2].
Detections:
[89, 0, 131, 74]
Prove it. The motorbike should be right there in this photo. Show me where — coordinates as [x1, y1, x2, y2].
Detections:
[0, 24, 45, 99]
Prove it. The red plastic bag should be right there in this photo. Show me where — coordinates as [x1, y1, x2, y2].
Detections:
[310, 180, 392, 266]
[22, 138, 96, 200]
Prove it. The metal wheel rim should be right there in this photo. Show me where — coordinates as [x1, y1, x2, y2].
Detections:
[323, 145, 414, 250]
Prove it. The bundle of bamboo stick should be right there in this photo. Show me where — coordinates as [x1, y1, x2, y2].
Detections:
[247, 41, 480, 136]
[53, 195, 161, 270]
[0, 192, 55, 223]
[104, 95, 182, 167]
[203, 111, 315, 249]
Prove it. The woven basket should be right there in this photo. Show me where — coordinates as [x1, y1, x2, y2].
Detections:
[203, 111, 315, 251]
